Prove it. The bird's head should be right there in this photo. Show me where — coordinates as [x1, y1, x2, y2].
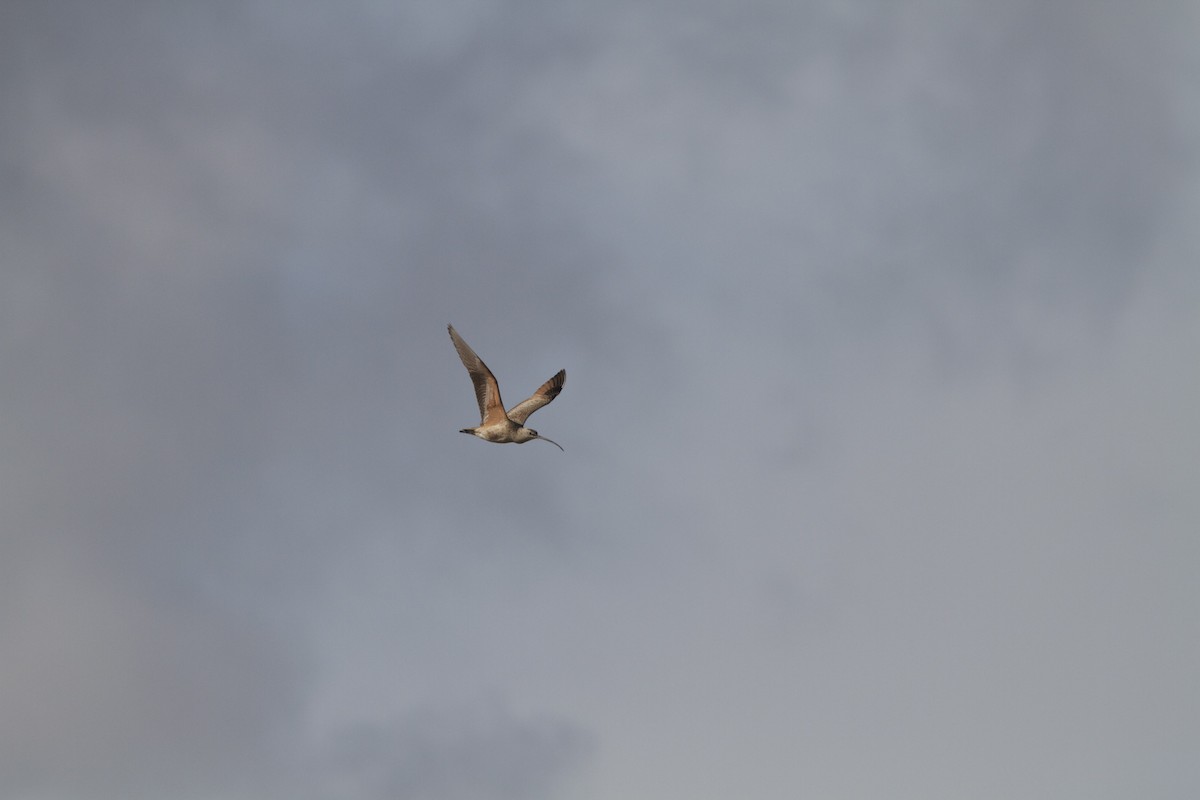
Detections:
[516, 427, 563, 451]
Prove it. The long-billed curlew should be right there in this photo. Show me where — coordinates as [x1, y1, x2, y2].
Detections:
[448, 324, 566, 451]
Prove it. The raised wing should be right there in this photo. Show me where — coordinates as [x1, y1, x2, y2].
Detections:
[448, 324, 507, 425]
[506, 369, 565, 425]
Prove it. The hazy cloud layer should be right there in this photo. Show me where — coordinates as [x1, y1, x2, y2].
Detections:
[312, 702, 591, 800]
[2, 1, 1198, 798]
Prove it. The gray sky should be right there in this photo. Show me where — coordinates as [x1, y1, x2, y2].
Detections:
[2, 1, 1198, 798]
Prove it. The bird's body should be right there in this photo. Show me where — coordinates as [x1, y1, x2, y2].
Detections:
[448, 324, 565, 451]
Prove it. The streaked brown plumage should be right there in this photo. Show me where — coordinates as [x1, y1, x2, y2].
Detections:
[448, 324, 566, 451]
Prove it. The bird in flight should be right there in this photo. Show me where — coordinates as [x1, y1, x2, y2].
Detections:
[448, 324, 566, 451]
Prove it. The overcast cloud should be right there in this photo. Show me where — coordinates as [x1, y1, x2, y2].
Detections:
[2, 1, 1198, 798]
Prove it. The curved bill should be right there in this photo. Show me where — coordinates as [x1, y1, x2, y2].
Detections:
[534, 435, 564, 452]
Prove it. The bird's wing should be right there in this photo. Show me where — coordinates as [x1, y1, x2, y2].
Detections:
[448, 325, 507, 425]
[506, 369, 565, 425]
